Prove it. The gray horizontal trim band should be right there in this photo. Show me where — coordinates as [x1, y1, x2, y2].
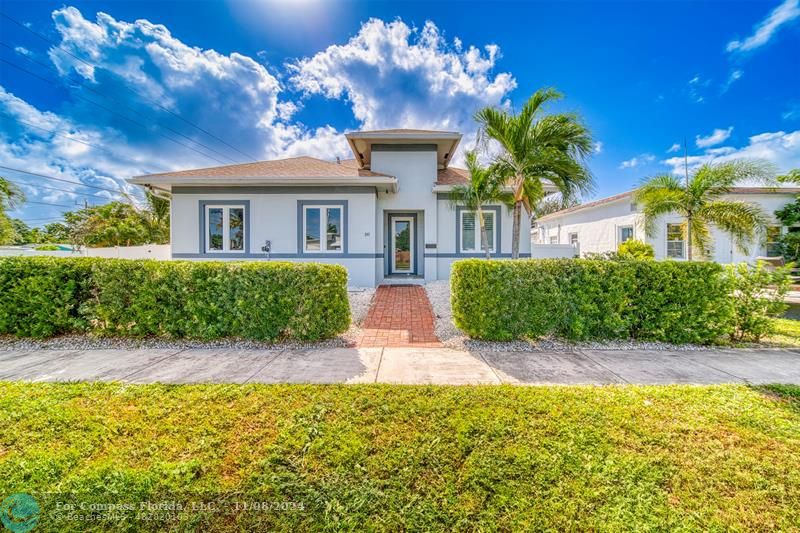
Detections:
[173, 252, 382, 259]
[174, 186, 377, 194]
[436, 193, 453, 200]
[424, 253, 532, 258]
[372, 144, 437, 152]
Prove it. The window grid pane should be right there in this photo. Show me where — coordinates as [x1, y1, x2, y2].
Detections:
[326, 208, 342, 251]
[229, 208, 244, 251]
[482, 212, 494, 250]
[620, 226, 634, 243]
[208, 208, 223, 251]
[305, 208, 321, 251]
[462, 212, 476, 251]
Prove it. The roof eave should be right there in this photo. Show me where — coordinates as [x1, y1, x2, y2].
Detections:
[127, 176, 398, 193]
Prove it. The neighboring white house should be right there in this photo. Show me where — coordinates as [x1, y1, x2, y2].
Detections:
[128, 129, 533, 287]
[532, 188, 800, 263]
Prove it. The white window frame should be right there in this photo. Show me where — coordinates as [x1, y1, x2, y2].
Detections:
[303, 205, 344, 253]
[459, 209, 497, 253]
[568, 232, 579, 246]
[618, 225, 634, 245]
[666, 223, 686, 259]
[205, 205, 246, 254]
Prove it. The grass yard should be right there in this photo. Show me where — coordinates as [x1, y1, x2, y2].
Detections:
[765, 317, 800, 347]
[1, 383, 799, 531]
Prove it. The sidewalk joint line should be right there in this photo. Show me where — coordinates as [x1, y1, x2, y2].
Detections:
[374, 347, 385, 383]
[476, 351, 504, 384]
[577, 350, 630, 384]
[243, 349, 285, 384]
[119, 348, 187, 382]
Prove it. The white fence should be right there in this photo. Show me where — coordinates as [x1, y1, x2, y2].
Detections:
[0, 244, 171, 260]
[530, 244, 579, 259]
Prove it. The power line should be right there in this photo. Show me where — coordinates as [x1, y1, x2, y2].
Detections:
[3, 176, 112, 200]
[1, 13, 261, 162]
[0, 42, 242, 165]
[3, 113, 168, 175]
[1, 58, 232, 166]
[17, 199, 82, 209]
[0, 165, 129, 195]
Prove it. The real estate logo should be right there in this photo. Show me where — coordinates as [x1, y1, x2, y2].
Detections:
[0, 493, 39, 533]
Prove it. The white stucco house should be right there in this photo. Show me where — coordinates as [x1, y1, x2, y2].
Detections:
[533, 187, 800, 263]
[128, 129, 532, 287]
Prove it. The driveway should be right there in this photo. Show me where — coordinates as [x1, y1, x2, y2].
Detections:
[1, 346, 799, 385]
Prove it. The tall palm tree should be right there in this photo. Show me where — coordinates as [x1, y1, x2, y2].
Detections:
[475, 88, 594, 258]
[449, 151, 511, 258]
[634, 159, 775, 260]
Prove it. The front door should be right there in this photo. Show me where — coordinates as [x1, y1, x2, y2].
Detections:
[390, 216, 414, 274]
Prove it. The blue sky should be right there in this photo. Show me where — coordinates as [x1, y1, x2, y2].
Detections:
[1, 0, 799, 224]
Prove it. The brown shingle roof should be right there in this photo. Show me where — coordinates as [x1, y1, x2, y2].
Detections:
[436, 166, 469, 185]
[135, 156, 390, 180]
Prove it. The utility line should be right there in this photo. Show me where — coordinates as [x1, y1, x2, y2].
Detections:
[1, 58, 232, 165]
[0, 165, 129, 195]
[17, 199, 81, 209]
[1, 13, 260, 162]
[0, 42, 240, 165]
[3, 113, 168, 175]
[3, 176, 113, 200]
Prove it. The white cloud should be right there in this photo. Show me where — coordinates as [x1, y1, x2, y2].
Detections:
[667, 143, 682, 153]
[288, 19, 516, 146]
[727, 0, 800, 53]
[687, 75, 710, 103]
[721, 69, 744, 92]
[593, 141, 603, 154]
[662, 129, 800, 176]
[619, 153, 655, 169]
[696, 127, 734, 148]
[783, 103, 800, 120]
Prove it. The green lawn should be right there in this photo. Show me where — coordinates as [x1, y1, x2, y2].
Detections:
[765, 317, 800, 347]
[1, 383, 799, 531]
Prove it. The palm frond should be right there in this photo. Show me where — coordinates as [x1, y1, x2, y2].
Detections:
[698, 200, 768, 255]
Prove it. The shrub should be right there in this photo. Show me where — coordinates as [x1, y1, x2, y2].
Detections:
[617, 239, 654, 260]
[34, 244, 60, 251]
[451, 259, 734, 343]
[725, 262, 791, 342]
[0, 256, 94, 337]
[0, 257, 350, 340]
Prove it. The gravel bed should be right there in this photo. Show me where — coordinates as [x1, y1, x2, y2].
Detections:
[0, 288, 377, 352]
[424, 280, 714, 352]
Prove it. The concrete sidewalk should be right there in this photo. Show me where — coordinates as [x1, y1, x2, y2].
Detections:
[1, 346, 799, 385]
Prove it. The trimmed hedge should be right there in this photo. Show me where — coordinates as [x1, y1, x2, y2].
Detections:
[0, 257, 350, 340]
[451, 259, 735, 344]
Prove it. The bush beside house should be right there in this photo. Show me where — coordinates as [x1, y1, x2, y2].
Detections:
[0, 257, 350, 340]
[451, 259, 734, 343]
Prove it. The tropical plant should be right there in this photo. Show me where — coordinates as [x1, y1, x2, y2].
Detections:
[62, 199, 169, 248]
[777, 168, 800, 184]
[618, 239, 654, 260]
[449, 151, 511, 258]
[725, 261, 791, 342]
[475, 88, 594, 258]
[0, 177, 25, 245]
[532, 194, 579, 221]
[634, 160, 775, 260]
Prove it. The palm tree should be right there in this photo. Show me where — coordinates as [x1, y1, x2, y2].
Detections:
[475, 88, 594, 258]
[634, 159, 775, 260]
[0, 177, 25, 245]
[449, 151, 511, 259]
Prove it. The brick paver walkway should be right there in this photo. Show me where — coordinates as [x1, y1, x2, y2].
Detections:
[354, 285, 441, 347]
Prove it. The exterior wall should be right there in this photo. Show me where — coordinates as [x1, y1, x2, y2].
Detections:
[530, 244, 579, 259]
[536, 192, 796, 264]
[535, 197, 642, 256]
[170, 189, 379, 287]
[372, 149, 439, 282]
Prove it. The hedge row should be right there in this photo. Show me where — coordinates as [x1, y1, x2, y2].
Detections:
[0, 257, 350, 340]
[451, 259, 734, 344]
